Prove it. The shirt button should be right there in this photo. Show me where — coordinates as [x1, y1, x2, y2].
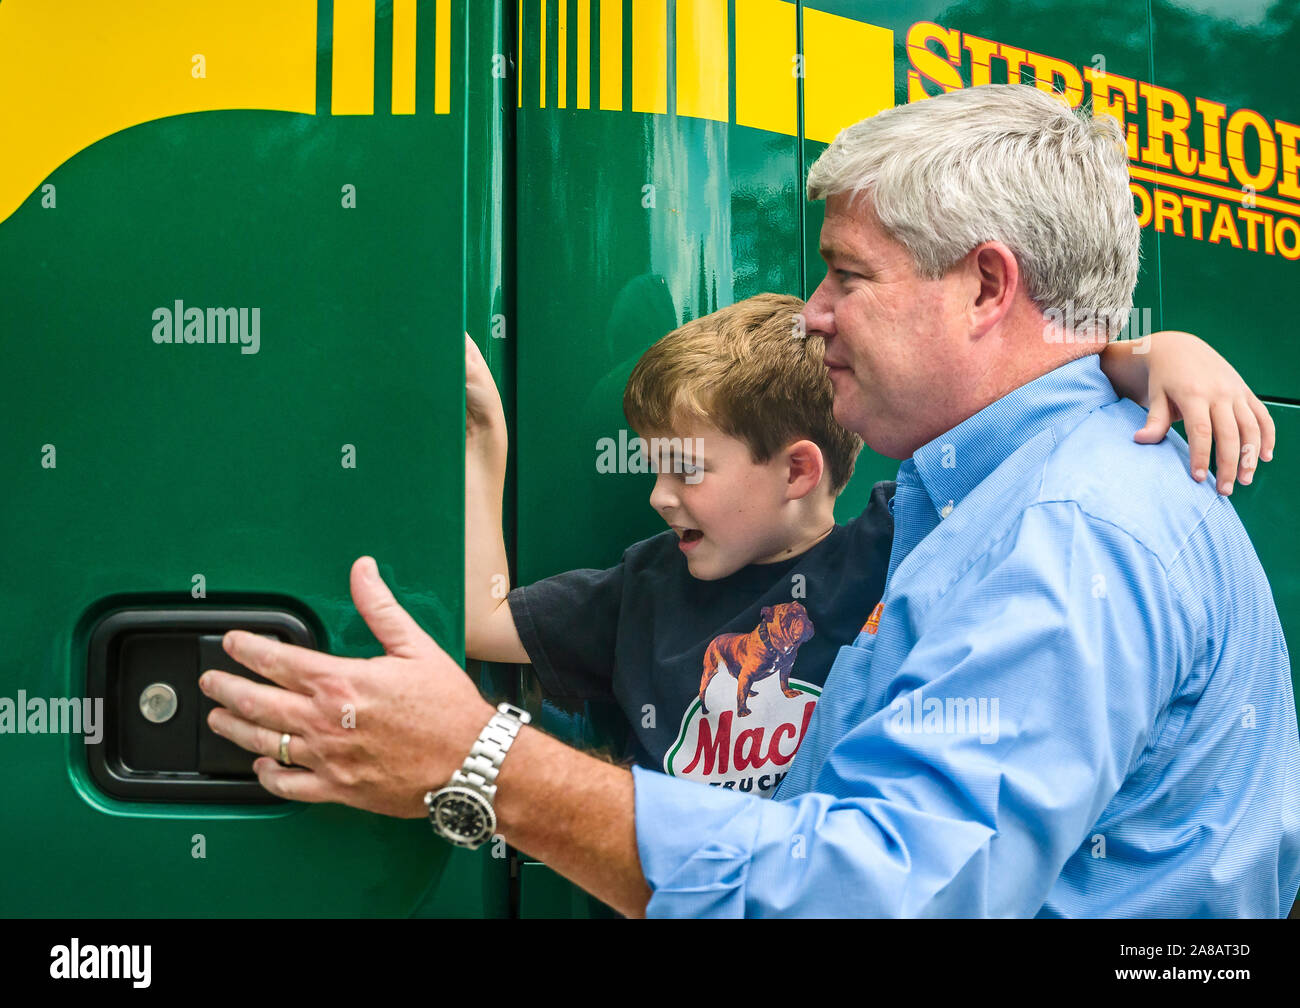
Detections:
[940, 501, 954, 519]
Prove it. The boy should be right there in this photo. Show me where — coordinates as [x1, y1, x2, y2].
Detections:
[464, 294, 1270, 798]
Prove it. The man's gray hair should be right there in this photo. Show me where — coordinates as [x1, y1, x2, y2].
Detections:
[806, 84, 1141, 337]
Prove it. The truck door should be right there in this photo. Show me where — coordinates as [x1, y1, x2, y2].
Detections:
[0, 0, 506, 917]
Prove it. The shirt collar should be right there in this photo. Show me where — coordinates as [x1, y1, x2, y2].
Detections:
[909, 354, 1118, 518]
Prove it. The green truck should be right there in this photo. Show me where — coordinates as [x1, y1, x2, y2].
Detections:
[1, 0, 1296, 917]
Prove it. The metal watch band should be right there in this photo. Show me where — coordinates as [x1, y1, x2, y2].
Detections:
[448, 702, 531, 802]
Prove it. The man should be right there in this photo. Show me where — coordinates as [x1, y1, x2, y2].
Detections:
[200, 84, 1300, 917]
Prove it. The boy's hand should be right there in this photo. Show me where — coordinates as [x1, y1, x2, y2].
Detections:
[466, 333, 508, 465]
[1130, 331, 1275, 495]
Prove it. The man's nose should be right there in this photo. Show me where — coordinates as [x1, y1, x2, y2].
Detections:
[802, 279, 835, 337]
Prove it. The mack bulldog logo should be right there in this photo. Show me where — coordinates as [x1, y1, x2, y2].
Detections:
[665, 603, 819, 797]
[699, 602, 815, 717]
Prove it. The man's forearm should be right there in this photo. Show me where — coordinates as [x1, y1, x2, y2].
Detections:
[493, 725, 651, 918]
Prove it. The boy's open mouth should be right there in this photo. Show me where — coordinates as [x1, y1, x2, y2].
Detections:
[674, 526, 704, 552]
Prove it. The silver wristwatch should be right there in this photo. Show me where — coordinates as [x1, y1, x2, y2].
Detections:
[425, 702, 532, 849]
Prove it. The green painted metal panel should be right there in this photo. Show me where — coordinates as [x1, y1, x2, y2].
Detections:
[1151, 0, 1300, 398]
[0, 0, 507, 916]
[514, 0, 804, 584]
[464, 0, 524, 914]
[517, 860, 619, 919]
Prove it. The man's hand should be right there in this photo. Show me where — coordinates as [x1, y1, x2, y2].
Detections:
[199, 556, 495, 818]
[200, 556, 652, 916]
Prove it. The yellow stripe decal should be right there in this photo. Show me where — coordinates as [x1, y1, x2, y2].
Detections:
[599, 0, 623, 110]
[0, 0, 316, 226]
[803, 8, 893, 144]
[676, 0, 728, 123]
[595, 0, 621, 110]
[735, 0, 796, 135]
[332, 0, 376, 115]
[631, 0, 667, 114]
[392, 0, 417, 114]
[557, 0, 567, 108]
[435, 0, 450, 114]
[577, 0, 591, 110]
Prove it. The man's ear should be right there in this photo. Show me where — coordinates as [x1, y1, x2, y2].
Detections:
[966, 241, 1020, 337]
[784, 440, 826, 500]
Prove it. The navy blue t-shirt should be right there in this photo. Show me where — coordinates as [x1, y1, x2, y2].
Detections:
[507, 480, 895, 798]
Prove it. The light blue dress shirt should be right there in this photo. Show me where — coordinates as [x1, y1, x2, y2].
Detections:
[632, 354, 1300, 917]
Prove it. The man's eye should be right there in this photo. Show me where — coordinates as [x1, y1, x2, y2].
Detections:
[837, 269, 859, 281]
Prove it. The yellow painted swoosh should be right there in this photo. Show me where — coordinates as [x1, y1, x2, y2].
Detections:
[0, 0, 316, 226]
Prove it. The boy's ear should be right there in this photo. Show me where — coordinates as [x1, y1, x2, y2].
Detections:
[784, 439, 825, 500]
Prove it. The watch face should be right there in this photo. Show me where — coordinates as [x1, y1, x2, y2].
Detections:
[428, 786, 495, 848]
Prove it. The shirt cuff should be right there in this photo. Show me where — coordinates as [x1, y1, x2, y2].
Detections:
[632, 764, 766, 918]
